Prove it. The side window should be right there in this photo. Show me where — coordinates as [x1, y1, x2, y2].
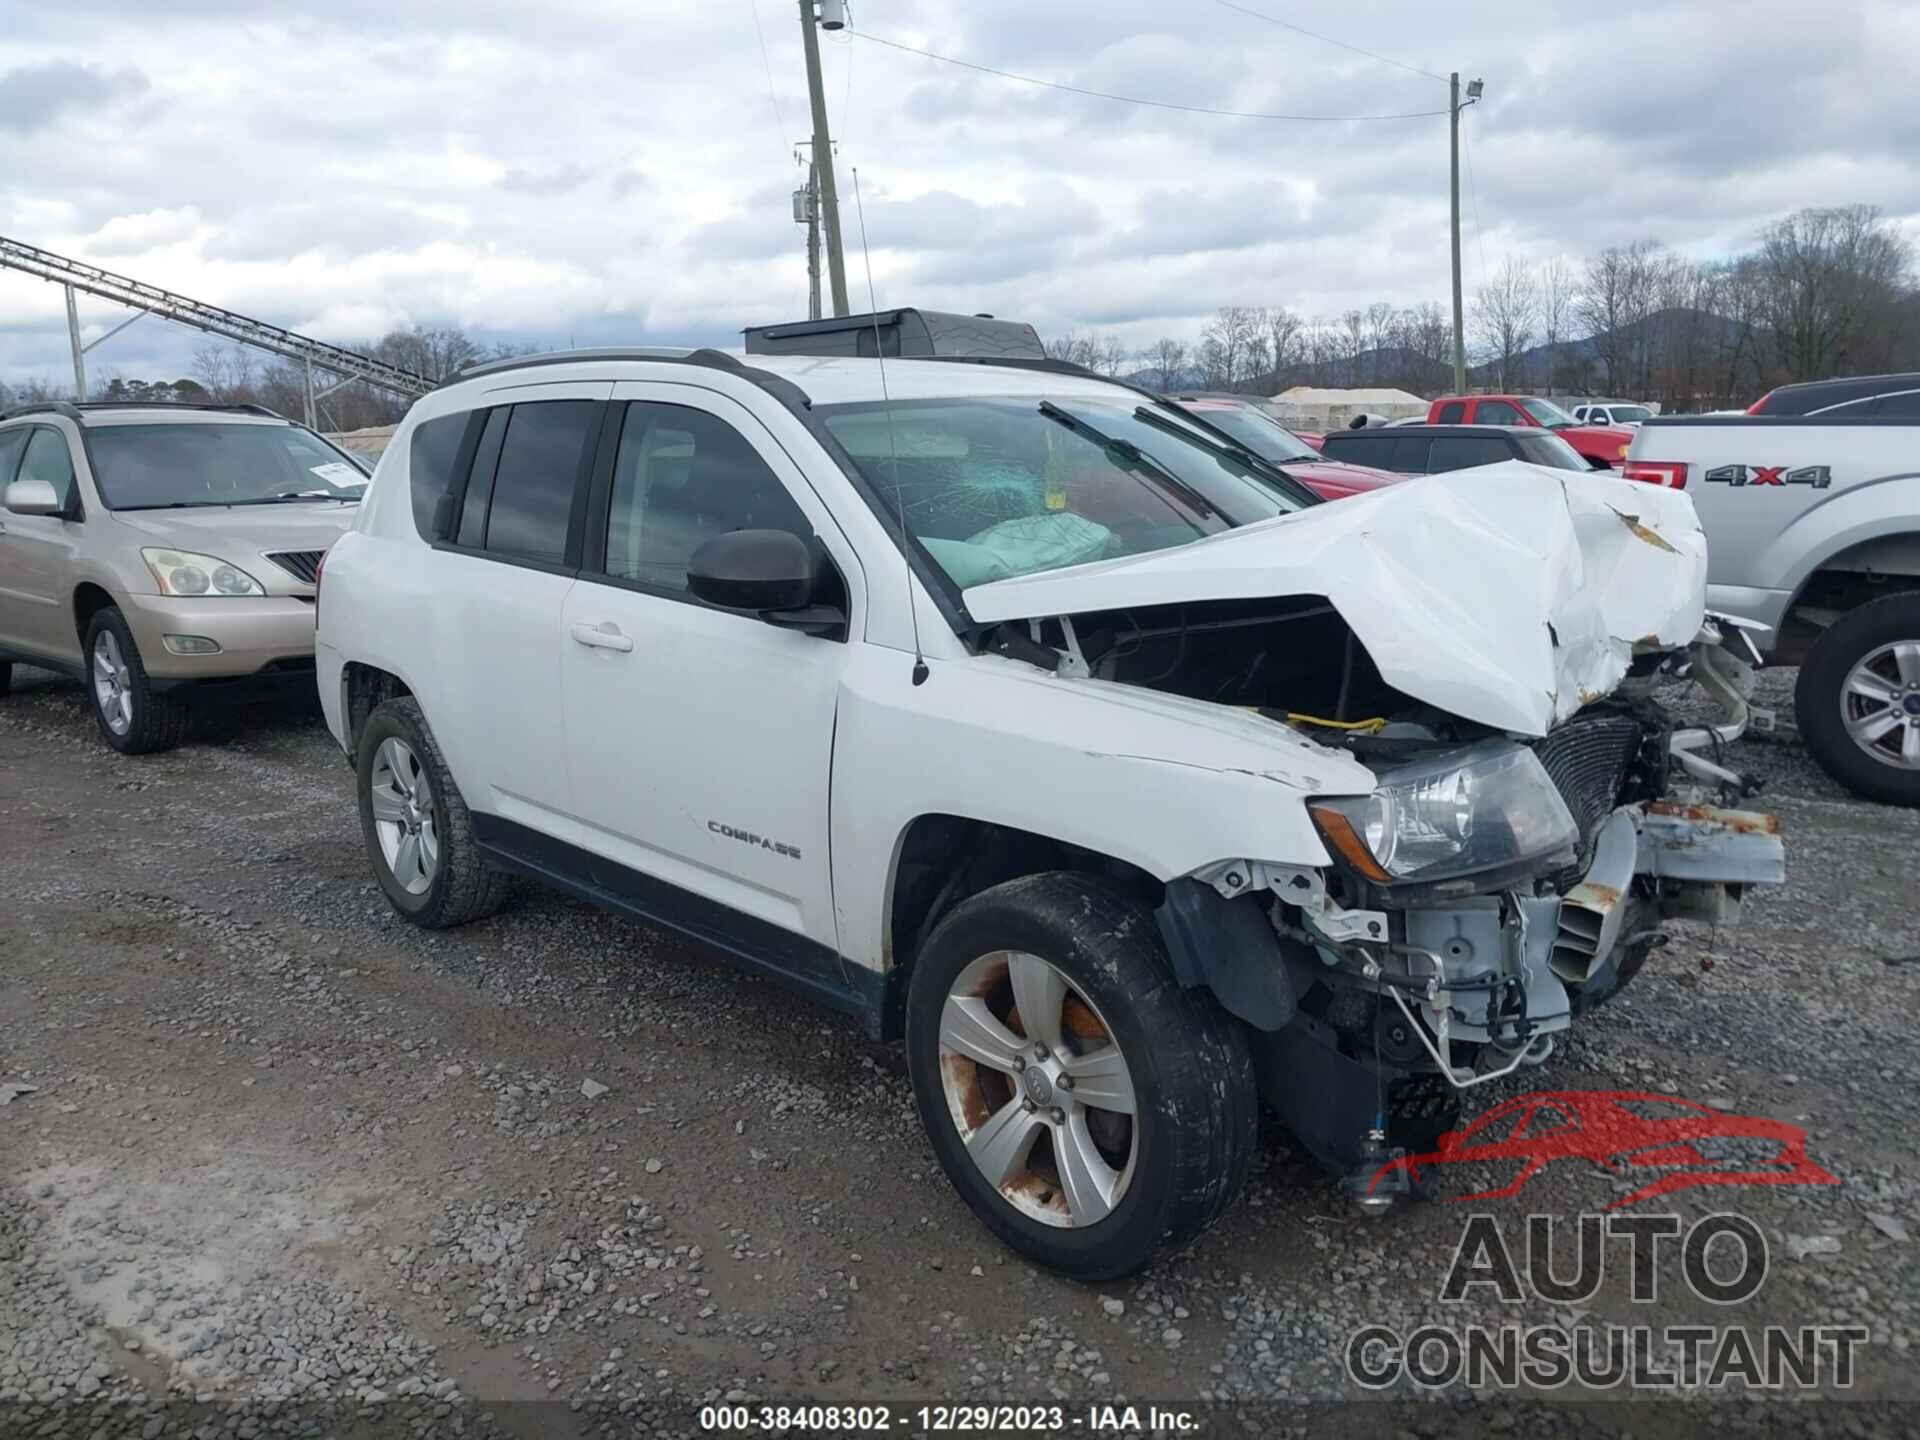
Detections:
[18, 428, 78, 509]
[1434, 401, 1467, 424]
[1475, 400, 1523, 425]
[601, 402, 815, 594]
[457, 408, 510, 548]
[1876, 391, 1920, 418]
[1429, 436, 1513, 471]
[1386, 436, 1432, 473]
[1323, 434, 1388, 467]
[0, 427, 27, 489]
[408, 411, 473, 539]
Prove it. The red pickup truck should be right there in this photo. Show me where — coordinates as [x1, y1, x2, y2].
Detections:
[1424, 394, 1632, 469]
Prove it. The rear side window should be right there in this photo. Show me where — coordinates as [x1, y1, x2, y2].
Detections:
[1434, 401, 1466, 424]
[18, 428, 77, 507]
[1322, 434, 1393, 467]
[408, 412, 472, 539]
[0, 427, 27, 488]
[1475, 400, 1523, 425]
[467, 401, 598, 566]
[1877, 390, 1920, 418]
[1429, 436, 1513, 471]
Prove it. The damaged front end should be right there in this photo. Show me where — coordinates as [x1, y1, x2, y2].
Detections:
[1151, 618, 1783, 1207]
[959, 467, 1783, 1207]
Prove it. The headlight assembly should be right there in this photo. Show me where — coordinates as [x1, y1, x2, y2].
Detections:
[141, 548, 265, 598]
[1309, 741, 1577, 887]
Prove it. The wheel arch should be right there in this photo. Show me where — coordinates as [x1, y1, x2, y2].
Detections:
[72, 580, 118, 645]
[877, 813, 1164, 1042]
[340, 661, 416, 755]
[1775, 529, 1920, 664]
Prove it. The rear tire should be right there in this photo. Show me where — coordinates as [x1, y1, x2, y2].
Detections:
[905, 872, 1256, 1281]
[84, 608, 188, 754]
[1795, 593, 1920, 806]
[356, 696, 512, 928]
[0, 660, 11, 695]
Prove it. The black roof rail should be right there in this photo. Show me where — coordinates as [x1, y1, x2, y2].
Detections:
[2, 400, 294, 421]
[439, 346, 704, 388]
[0, 400, 83, 422]
[893, 353, 1104, 382]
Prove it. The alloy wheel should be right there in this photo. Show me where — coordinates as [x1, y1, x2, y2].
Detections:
[369, 737, 440, 894]
[1841, 640, 1920, 770]
[937, 950, 1138, 1228]
[92, 631, 134, 735]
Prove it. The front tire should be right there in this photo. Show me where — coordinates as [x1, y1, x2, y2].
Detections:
[905, 872, 1256, 1281]
[1795, 593, 1920, 805]
[85, 608, 188, 754]
[355, 696, 511, 928]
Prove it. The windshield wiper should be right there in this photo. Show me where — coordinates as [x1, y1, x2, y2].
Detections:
[225, 490, 363, 505]
[1037, 402, 1222, 520]
[1131, 404, 1318, 506]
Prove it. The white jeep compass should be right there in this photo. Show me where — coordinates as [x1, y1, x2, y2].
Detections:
[316, 347, 1783, 1279]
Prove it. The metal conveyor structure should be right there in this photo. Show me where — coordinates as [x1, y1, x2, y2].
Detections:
[0, 232, 435, 423]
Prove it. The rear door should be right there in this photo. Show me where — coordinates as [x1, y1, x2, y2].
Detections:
[422, 386, 607, 830]
[557, 385, 860, 971]
[0, 425, 84, 663]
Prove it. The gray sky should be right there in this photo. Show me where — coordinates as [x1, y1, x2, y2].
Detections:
[3, 0, 1916, 387]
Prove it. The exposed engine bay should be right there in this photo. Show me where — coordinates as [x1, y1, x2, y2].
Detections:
[981, 596, 1784, 1204]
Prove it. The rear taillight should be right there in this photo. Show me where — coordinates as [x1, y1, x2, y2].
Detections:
[1622, 460, 1688, 489]
[1746, 390, 1775, 415]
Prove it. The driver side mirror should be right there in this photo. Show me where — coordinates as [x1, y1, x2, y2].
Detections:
[4, 479, 63, 517]
[687, 529, 844, 638]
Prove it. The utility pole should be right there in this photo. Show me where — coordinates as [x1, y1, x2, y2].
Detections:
[1449, 73, 1483, 395]
[65, 284, 87, 400]
[799, 0, 849, 316]
[794, 156, 822, 321]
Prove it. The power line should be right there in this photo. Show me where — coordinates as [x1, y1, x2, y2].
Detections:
[747, 0, 790, 155]
[1209, 0, 1449, 84]
[1462, 108, 1487, 285]
[849, 31, 1449, 122]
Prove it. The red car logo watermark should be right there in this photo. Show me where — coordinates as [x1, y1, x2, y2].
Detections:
[1369, 1090, 1838, 1209]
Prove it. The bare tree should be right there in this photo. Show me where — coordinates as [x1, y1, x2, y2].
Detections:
[1148, 337, 1189, 391]
[1756, 204, 1914, 380]
[1200, 306, 1263, 390]
[1263, 306, 1302, 384]
[1537, 255, 1576, 394]
[1471, 257, 1540, 390]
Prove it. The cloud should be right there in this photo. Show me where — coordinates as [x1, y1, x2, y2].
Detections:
[0, 0, 1915, 386]
[0, 60, 148, 132]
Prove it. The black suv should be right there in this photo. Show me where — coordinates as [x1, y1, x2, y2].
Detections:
[1318, 424, 1590, 475]
[1746, 372, 1920, 418]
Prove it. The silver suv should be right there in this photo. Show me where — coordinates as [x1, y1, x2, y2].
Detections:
[0, 400, 367, 752]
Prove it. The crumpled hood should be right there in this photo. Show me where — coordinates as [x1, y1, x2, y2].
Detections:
[962, 463, 1707, 736]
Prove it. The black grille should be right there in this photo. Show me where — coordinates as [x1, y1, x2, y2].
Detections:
[1531, 713, 1642, 872]
[265, 549, 326, 584]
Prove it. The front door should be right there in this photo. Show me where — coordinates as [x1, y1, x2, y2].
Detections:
[558, 386, 858, 977]
[0, 426, 84, 664]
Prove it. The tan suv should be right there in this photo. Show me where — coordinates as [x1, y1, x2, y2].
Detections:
[0, 401, 368, 753]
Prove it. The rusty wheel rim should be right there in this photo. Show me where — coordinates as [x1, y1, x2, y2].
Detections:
[936, 950, 1138, 1229]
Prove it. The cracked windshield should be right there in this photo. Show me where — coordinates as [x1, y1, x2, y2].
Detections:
[818, 395, 1304, 588]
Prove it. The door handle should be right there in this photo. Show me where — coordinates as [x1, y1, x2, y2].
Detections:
[570, 621, 634, 653]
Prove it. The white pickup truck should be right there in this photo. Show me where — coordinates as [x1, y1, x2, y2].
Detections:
[1626, 416, 1920, 804]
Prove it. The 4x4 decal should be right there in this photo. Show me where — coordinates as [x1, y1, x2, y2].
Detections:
[1704, 463, 1832, 489]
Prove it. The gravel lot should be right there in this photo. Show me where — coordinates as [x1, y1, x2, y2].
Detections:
[2, 664, 1917, 1438]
